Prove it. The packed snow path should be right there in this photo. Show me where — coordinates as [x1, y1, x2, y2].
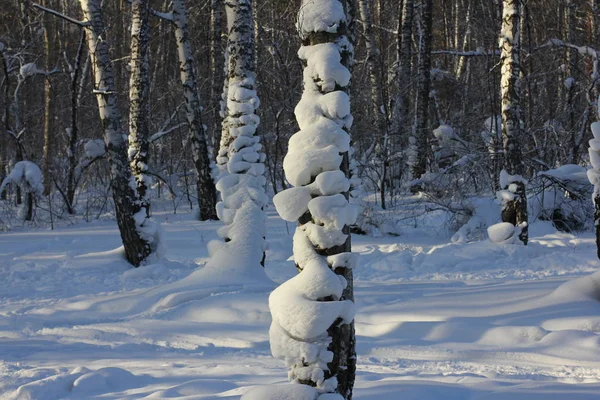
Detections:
[1, 207, 600, 399]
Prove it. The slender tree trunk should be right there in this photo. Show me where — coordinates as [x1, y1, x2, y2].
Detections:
[358, 0, 387, 209]
[172, 0, 218, 220]
[41, 0, 56, 196]
[79, 0, 155, 266]
[65, 30, 87, 214]
[129, 0, 151, 217]
[411, 0, 433, 182]
[455, 0, 471, 79]
[499, 0, 528, 245]
[210, 0, 224, 151]
[392, 0, 413, 146]
[565, 0, 578, 163]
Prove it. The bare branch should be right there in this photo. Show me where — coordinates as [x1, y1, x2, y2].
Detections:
[31, 3, 90, 27]
[432, 49, 500, 57]
[150, 122, 186, 142]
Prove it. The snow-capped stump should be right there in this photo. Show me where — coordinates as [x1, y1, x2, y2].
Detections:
[488, 222, 516, 243]
[268, 0, 357, 398]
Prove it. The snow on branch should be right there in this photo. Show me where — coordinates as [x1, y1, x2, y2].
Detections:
[0, 161, 44, 197]
[31, 3, 90, 27]
[537, 38, 598, 59]
[432, 49, 500, 57]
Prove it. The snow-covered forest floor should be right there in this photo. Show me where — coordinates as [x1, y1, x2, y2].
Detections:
[2, 200, 600, 399]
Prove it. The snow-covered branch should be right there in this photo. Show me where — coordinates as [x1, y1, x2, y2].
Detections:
[31, 3, 90, 27]
[149, 122, 186, 142]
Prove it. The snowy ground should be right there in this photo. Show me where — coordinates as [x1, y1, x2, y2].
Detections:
[1, 203, 600, 399]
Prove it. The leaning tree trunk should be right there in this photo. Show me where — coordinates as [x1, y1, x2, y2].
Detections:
[410, 0, 433, 182]
[172, 0, 218, 220]
[269, 0, 357, 398]
[499, 0, 528, 245]
[79, 0, 157, 266]
[129, 0, 151, 217]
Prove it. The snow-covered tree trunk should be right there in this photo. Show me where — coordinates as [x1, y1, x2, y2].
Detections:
[588, 122, 600, 258]
[79, 0, 160, 266]
[208, 0, 266, 268]
[128, 0, 151, 217]
[172, 0, 218, 221]
[499, 0, 528, 245]
[410, 0, 433, 182]
[269, 0, 358, 398]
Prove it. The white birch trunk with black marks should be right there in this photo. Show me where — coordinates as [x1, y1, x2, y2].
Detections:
[79, 0, 160, 266]
[128, 0, 151, 216]
[499, 0, 528, 245]
[172, 0, 218, 220]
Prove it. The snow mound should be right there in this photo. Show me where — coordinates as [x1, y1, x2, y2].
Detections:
[242, 383, 344, 400]
[550, 270, 600, 302]
[488, 222, 516, 244]
[9, 366, 142, 400]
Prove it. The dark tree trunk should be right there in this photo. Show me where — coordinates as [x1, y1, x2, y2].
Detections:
[411, 0, 433, 182]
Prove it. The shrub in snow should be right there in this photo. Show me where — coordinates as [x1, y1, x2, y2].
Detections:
[530, 164, 591, 232]
[267, 0, 358, 398]
[0, 161, 44, 221]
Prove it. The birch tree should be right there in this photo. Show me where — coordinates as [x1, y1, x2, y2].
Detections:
[498, 0, 528, 245]
[171, 0, 218, 220]
[358, 0, 387, 208]
[128, 0, 151, 217]
[79, 0, 162, 266]
[410, 0, 433, 182]
[207, 0, 267, 271]
[267, 0, 358, 398]
[210, 0, 224, 150]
